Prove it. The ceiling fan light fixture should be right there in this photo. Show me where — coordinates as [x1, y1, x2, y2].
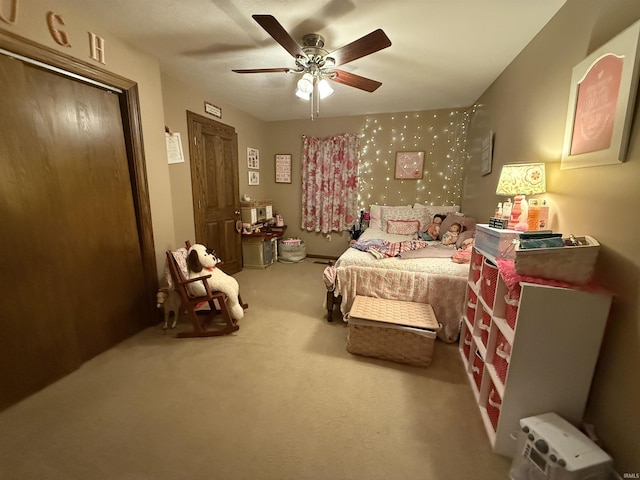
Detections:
[233, 15, 391, 120]
[295, 88, 311, 100]
[318, 78, 334, 99]
[297, 73, 314, 94]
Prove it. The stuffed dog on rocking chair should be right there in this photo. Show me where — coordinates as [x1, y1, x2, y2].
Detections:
[186, 244, 244, 321]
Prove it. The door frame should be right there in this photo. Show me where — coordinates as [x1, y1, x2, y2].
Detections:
[0, 29, 158, 320]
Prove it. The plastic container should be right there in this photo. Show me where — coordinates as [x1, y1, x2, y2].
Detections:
[538, 200, 549, 230]
[502, 198, 512, 222]
[527, 198, 540, 231]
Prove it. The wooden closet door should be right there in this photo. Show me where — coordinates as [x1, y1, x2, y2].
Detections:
[0, 55, 148, 410]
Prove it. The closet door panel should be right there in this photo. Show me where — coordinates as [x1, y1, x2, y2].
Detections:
[0, 54, 148, 410]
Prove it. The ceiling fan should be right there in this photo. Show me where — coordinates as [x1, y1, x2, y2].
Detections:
[232, 15, 392, 118]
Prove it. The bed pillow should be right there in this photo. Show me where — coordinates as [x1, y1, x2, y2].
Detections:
[439, 214, 477, 240]
[380, 205, 428, 230]
[456, 229, 476, 249]
[387, 219, 420, 235]
[414, 204, 461, 225]
[369, 204, 382, 229]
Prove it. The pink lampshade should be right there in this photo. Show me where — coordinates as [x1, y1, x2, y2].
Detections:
[495, 163, 546, 196]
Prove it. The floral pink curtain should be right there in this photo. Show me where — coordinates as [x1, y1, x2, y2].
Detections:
[301, 133, 360, 234]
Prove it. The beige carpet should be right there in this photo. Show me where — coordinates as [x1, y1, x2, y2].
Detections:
[0, 260, 511, 479]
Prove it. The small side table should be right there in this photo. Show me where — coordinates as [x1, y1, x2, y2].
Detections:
[241, 226, 287, 268]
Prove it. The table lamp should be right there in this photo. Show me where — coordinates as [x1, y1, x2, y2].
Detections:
[495, 163, 546, 230]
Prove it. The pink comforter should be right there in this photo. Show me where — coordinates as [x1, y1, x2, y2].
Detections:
[332, 228, 469, 343]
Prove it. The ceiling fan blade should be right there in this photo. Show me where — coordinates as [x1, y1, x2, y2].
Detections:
[232, 68, 292, 74]
[252, 15, 306, 58]
[329, 29, 391, 66]
[331, 70, 382, 93]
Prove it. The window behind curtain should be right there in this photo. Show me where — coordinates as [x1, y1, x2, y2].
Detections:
[301, 133, 360, 234]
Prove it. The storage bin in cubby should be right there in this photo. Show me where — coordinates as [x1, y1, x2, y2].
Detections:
[471, 264, 482, 284]
[481, 259, 499, 308]
[486, 381, 502, 432]
[472, 350, 484, 391]
[462, 324, 473, 361]
[472, 250, 484, 267]
[468, 287, 478, 306]
[466, 301, 477, 325]
[492, 329, 511, 384]
[504, 294, 519, 330]
[479, 307, 491, 348]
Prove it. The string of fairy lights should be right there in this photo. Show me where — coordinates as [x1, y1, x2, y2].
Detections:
[358, 109, 472, 210]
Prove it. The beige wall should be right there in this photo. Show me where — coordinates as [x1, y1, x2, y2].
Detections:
[160, 73, 269, 246]
[463, 0, 639, 471]
[266, 109, 470, 257]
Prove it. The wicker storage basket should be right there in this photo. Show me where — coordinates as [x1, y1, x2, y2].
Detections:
[514, 235, 600, 284]
[346, 296, 440, 367]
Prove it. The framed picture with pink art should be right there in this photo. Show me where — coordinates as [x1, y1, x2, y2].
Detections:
[394, 151, 425, 179]
[561, 20, 640, 169]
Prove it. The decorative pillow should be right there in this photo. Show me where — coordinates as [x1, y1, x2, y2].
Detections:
[369, 204, 382, 229]
[387, 219, 420, 235]
[439, 214, 477, 240]
[380, 205, 428, 230]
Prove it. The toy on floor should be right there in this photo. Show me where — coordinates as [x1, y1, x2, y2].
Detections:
[186, 243, 244, 320]
[156, 288, 181, 330]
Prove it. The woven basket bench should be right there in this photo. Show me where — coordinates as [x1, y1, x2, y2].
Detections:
[346, 296, 440, 367]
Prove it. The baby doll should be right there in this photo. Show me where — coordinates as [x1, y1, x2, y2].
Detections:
[441, 222, 462, 246]
[417, 214, 446, 241]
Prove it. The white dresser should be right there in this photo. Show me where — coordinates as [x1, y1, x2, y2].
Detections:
[459, 246, 612, 457]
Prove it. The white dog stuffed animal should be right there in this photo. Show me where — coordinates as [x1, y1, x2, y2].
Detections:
[186, 244, 244, 321]
[156, 288, 181, 330]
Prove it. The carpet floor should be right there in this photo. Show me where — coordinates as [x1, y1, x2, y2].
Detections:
[0, 259, 511, 479]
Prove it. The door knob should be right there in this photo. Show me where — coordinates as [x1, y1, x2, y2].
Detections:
[235, 210, 240, 215]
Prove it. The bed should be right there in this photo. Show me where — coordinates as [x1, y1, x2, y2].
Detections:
[325, 205, 476, 343]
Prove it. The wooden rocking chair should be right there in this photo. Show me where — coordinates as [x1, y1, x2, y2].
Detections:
[165, 242, 247, 338]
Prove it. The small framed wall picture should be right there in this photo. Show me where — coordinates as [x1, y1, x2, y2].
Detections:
[247, 147, 259, 169]
[275, 154, 292, 183]
[394, 151, 425, 179]
[480, 131, 493, 176]
[248, 170, 260, 186]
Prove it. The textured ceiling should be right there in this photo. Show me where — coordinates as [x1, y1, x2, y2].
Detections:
[63, 0, 567, 121]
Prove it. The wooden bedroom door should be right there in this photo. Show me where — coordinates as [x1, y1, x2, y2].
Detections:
[187, 111, 242, 275]
[0, 52, 151, 411]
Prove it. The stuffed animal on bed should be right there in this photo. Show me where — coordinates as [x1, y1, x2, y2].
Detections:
[186, 243, 244, 320]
